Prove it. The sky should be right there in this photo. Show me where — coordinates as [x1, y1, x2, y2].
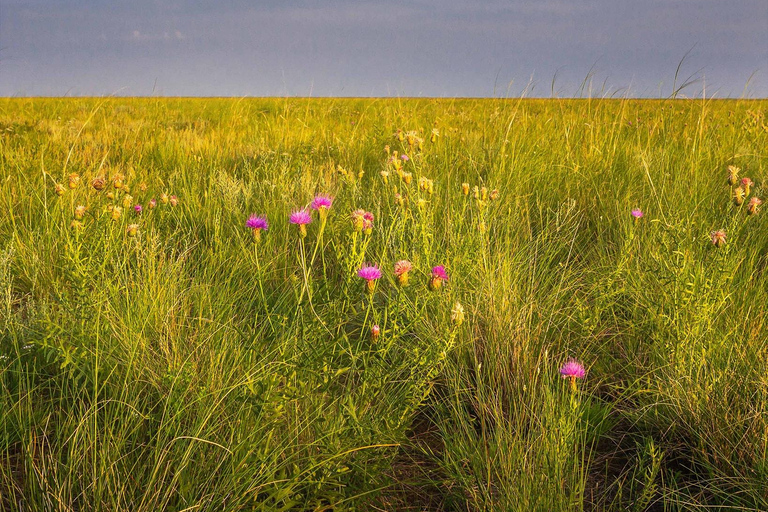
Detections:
[1, 0, 767, 98]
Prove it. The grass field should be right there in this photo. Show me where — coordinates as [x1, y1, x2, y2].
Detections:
[1, 97, 767, 511]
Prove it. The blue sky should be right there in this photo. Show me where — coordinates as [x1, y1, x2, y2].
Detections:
[1, 0, 766, 97]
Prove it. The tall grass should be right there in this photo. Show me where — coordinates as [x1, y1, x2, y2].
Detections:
[0, 97, 766, 511]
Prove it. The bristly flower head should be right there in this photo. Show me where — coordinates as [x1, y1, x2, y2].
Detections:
[148, 199, 157, 209]
[74, 205, 87, 220]
[727, 165, 740, 186]
[358, 264, 382, 281]
[311, 195, 333, 211]
[741, 177, 754, 196]
[429, 265, 449, 291]
[560, 359, 586, 379]
[358, 264, 382, 294]
[747, 197, 762, 216]
[710, 230, 727, 248]
[290, 209, 312, 225]
[246, 214, 269, 231]
[134, 204, 143, 214]
[560, 359, 586, 391]
[371, 324, 381, 341]
[290, 209, 312, 238]
[401, 154, 409, 162]
[734, 187, 745, 206]
[631, 208, 643, 219]
[394, 260, 413, 286]
[246, 214, 269, 242]
[126, 223, 139, 237]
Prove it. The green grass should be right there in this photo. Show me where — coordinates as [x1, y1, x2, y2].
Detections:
[0, 97, 766, 511]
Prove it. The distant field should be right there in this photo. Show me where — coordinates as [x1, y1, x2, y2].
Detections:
[1, 97, 766, 511]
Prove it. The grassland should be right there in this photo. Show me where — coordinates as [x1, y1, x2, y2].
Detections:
[0, 97, 767, 511]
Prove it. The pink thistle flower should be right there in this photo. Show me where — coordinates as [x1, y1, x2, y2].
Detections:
[401, 154, 409, 161]
[134, 204, 143, 214]
[560, 360, 586, 379]
[631, 208, 643, 219]
[246, 214, 269, 231]
[394, 260, 412, 276]
[371, 325, 381, 341]
[148, 199, 157, 209]
[311, 195, 333, 211]
[358, 264, 382, 281]
[394, 259, 413, 286]
[429, 265, 448, 291]
[560, 359, 586, 391]
[358, 264, 382, 294]
[289, 210, 312, 225]
[290, 209, 312, 239]
[246, 214, 268, 242]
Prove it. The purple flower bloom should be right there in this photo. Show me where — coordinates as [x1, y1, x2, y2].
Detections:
[401, 154, 409, 161]
[310, 195, 333, 210]
[631, 208, 643, 219]
[431, 265, 448, 281]
[134, 204, 143, 214]
[560, 359, 586, 379]
[289, 209, 312, 225]
[358, 264, 382, 281]
[246, 214, 269, 231]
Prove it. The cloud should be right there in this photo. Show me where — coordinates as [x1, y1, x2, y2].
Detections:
[130, 28, 185, 42]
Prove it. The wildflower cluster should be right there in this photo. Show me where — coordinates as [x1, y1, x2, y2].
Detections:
[727, 166, 762, 215]
[55, 172, 180, 237]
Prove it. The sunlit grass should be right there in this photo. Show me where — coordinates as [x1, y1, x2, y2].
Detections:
[0, 97, 766, 511]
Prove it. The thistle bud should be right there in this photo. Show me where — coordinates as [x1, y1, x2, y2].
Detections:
[106, 192, 115, 200]
[741, 178, 753, 197]
[710, 230, 726, 248]
[148, 199, 157, 209]
[481, 187, 488, 201]
[380, 170, 389, 184]
[122, 194, 134, 209]
[462, 183, 470, 196]
[395, 193, 404, 207]
[472, 186, 480, 200]
[138, 182, 148, 192]
[74, 205, 86, 220]
[727, 165, 740, 186]
[403, 172, 412, 185]
[55, 183, 66, 196]
[747, 197, 762, 215]
[111, 206, 122, 221]
[160, 193, 169, 204]
[371, 325, 381, 341]
[91, 177, 106, 191]
[70, 220, 84, 231]
[489, 189, 499, 201]
[734, 187, 745, 206]
[68, 173, 80, 189]
[169, 195, 178, 207]
[126, 223, 139, 237]
[352, 209, 366, 232]
[113, 175, 124, 190]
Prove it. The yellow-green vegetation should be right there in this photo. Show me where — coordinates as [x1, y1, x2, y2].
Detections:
[1, 97, 766, 511]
